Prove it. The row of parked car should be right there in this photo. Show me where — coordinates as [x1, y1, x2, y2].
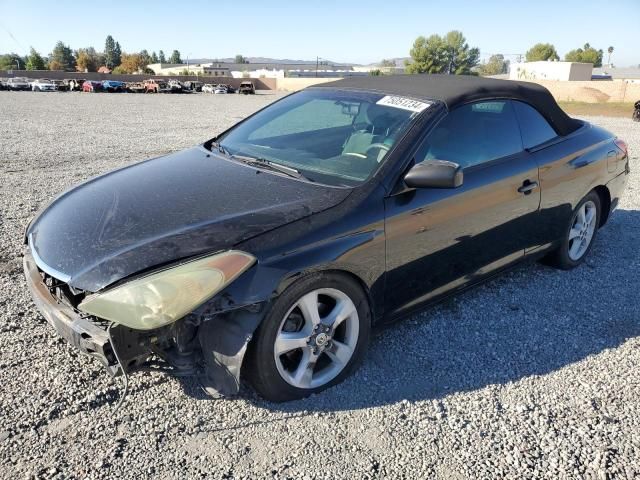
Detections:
[0, 77, 257, 94]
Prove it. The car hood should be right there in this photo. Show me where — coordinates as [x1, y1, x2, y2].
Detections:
[27, 147, 351, 292]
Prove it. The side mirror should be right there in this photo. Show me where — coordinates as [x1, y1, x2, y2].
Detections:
[404, 160, 463, 189]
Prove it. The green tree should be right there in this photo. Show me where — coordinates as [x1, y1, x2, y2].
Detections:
[477, 54, 509, 76]
[114, 42, 122, 66]
[235, 54, 248, 64]
[0, 53, 26, 70]
[158, 50, 166, 63]
[151, 51, 159, 63]
[48, 41, 76, 70]
[564, 43, 603, 67]
[379, 59, 395, 68]
[444, 31, 480, 74]
[104, 35, 115, 68]
[405, 30, 479, 75]
[26, 47, 46, 70]
[75, 47, 100, 72]
[169, 50, 182, 64]
[139, 49, 151, 67]
[369, 69, 382, 76]
[525, 43, 559, 62]
[104, 35, 121, 68]
[406, 35, 447, 74]
[607, 46, 614, 66]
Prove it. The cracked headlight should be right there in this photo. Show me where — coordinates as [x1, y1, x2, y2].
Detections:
[78, 251, 255, 330]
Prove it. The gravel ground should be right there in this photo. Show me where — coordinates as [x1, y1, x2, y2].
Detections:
[1, 91, 639, 479]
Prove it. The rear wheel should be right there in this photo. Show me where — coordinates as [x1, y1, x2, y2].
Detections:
[246, 273, 371, 402]
[545, 191, 601, 269]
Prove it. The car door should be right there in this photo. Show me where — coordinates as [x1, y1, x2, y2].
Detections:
[384, 100, 541, 318]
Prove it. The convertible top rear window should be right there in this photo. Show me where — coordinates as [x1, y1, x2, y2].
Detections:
[217, 89, 423, 186]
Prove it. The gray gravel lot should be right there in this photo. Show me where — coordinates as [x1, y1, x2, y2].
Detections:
[1, 91, 639, 479]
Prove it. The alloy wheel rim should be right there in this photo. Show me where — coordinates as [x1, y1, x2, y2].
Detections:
[568, 200, 597, 261]
[274, 288, 359, 390]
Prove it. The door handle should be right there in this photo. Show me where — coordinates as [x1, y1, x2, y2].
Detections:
[518, 180, 538, 194]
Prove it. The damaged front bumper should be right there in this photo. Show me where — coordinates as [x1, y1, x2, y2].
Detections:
[23, 249, 269, 397]
[23, 250, 121, 375]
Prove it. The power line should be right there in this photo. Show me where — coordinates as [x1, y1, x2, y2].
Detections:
[0, 22, 27, 53]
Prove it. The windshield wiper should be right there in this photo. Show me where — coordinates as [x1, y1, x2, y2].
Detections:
[210, 140, 229, 156]
[231, 154, 311, 181]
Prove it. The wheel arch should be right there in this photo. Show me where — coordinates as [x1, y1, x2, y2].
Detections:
[593, 185, 611, 227]
[278, 268, 377, 325]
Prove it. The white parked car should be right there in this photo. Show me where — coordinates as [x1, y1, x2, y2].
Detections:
[214, 84, 228, 94]
[6, 77, 31, 91]
[202, 84, 215, 94]
[31, 79, 57, 92]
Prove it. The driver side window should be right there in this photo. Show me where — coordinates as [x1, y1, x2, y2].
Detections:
[248, 99, 354, 140]
[417, 100, 523, 169]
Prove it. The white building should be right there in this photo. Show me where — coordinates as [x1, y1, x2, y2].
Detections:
[147, 63, 230, 77]
[510, 61, 593, 81]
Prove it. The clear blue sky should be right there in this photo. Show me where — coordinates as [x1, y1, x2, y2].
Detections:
[0, 0, 638, 66]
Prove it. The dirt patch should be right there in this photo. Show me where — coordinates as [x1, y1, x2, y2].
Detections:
[559, 101, 635, 118]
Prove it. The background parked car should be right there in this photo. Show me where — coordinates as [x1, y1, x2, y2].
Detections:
[182, 80, 203, 92]
[218, 83, 236, 93]
[126, 81, 145, 93]
[30, 79, 57, 92]
[82, 80, 103, 93]
[63, 79, 85, 91]
[50, 79, 67, 91]
[202, 83, 215, 94]
[144, 79, 170, 93]
[214, 84, 228, 94]
[239, 81, 255, 94]
[167, 79, 184, 93]
[0, 78, 8, 90]
[6, 78, 31, 91]
[102, 80, 126, 92]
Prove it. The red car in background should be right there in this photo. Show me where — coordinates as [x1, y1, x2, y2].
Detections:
[82, 81, 103, 93]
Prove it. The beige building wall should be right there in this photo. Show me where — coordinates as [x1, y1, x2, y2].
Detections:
[526, 79, 640, 103]
[510, 62, 593, 81]
[275, 77, 337, 91]
[274, 76, 640, 102]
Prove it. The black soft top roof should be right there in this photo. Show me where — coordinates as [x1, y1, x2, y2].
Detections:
[314, 74, 580, 136]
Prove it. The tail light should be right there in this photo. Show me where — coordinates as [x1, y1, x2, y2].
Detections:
[614, 138, 628, 157]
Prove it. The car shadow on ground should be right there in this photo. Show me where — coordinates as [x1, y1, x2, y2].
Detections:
[176, 209, 640, 415]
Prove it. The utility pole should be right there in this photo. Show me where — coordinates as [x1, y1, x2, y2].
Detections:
[316, 56, 319, 77]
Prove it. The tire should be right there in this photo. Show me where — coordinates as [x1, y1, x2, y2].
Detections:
[544, 191, 601, 270]
[246, 272, 371, 402]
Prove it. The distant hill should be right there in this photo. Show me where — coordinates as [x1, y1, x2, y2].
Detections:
[365, 57, 411, 67]
[189, 57, 352, 66]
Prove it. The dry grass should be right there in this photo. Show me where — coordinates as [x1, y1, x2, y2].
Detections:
[558, 101, 635, 118]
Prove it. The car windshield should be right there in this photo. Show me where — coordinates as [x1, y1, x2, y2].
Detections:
[217, 89, 425, 186]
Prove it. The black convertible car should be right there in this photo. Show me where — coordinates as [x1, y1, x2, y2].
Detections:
[24, 75, 629, 402]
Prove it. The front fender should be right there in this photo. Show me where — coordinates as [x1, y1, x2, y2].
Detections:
[197, 304, 268, 397]
[192, 184, 387, 396]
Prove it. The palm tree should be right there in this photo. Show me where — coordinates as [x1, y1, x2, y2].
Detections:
[607, 46, 614, 66]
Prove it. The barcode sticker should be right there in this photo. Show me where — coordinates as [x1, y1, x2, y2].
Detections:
[376, 95, 431, 113]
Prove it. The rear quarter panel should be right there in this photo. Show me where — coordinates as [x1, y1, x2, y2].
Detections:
[529, 122, 619, 245]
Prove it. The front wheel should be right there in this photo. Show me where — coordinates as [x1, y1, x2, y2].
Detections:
[545, 191, 601, 269]
[246, 273, 371, 402]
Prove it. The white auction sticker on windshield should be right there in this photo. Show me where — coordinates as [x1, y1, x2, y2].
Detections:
[376, 95, 431, 113]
